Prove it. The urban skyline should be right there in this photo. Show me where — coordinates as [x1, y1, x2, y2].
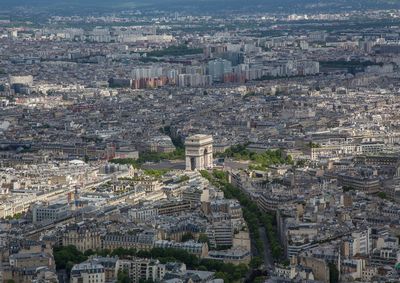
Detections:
[1, 1, 400, 283]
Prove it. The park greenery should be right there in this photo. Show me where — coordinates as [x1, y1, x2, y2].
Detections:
[138, 56, 160, 63]
[178, 174, 190, 183]
[319, 60, 381, 74]
[5, 213, 22, 220]
[53, 245, 88, 274]
[377, 191, 387, 199]
[200, 170, 283, 262]
[296, 159, 308, 167]
[54, 245, 248, 283]
[309, 142, 321, 148]
[117, 269, 131, 283]
[146, 45, 203, 57]
[142, 168, 170, 179]
[198, 233, 210, 246]
[181, 232, 195, 242]
[217, 144, 293, 171]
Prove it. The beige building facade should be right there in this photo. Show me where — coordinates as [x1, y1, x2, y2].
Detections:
[185, 134, 213, 171]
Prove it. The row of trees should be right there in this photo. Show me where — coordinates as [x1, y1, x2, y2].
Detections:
[200, 170, 265, 263]
[142, 169, 170, 178]
[200, 170, 283, 262]
[179, 175, 190, 183]
[146, 45, 203, 57]
[308, 141, 321, 148]
[159, 126, 185, 149]
[54, 245, 248, 283]
[216, 145, 293, 170]
[5, 212, 22, 220]
[137, 248, 249, 282]
[260, 214, 282, 259]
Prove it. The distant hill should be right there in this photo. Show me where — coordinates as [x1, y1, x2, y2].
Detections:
[1, 0, 400, 14]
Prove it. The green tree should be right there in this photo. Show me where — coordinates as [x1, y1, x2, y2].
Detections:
[198, 233, 209, 245]
[254, 277, 267, 283]
[296, 159, 307, 167]
[117, 269, 131, 283]
[181, 232, 194, 242]
[53, 245, 87, 273]
[215, 271, 230, 282]
[201, 170, 283, 261]
[84, 249, 94, 257]
[179, 175, 190, 183]
[217, 145, 293, 170]
[329, 263, 339, 283]
[309, 142, 321, 148]
[143, 169, 170, 178]
[343, 186, 354, 192]
[233, 264, 248, 278]
[134, 247, 247, 281]
[111, 247, 136, 257]
[377, 192, 387, 199]
[96, 249, 111, 257]
[146, 45, 202, 57]
[250, 257, 263, 269]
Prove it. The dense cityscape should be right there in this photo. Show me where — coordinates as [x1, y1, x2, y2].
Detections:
[1, 0, 400, 282]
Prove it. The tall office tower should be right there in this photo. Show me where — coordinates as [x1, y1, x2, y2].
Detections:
[208, 59, 232, 82]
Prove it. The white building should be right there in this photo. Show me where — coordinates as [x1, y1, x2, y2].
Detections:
[70, 261, 106, 283]
[351, 228, 372, 256]
[116, 258, 165, 283]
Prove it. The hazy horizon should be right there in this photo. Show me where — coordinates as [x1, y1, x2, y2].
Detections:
[2, 0, 400, 14]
